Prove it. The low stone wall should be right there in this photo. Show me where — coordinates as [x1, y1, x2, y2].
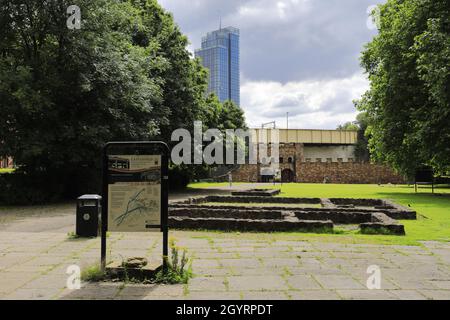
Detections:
[231, 189, 280, 197]
[169, 207, 282, 219]
[193, 195, 322, 204]
[294, 210, 373, 224]
[296, 162, 405, 184]
[382, 200, 417, 219]
[329, 198, 385, 207]
[361, 212, 406, 235]
[168, 217, 333, 232]
[231, 164, 259, 182]
[169, 196, 415, 235]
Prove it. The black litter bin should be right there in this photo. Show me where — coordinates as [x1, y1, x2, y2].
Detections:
[76, 194, 102, 237]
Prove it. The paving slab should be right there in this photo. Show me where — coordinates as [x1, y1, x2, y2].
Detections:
[189, 277, 228, 291]
[242, 291, 289, 300]
[4, 288, 61, 300]
[336, 289, 397, 300]
[389, 289, 427, 300]
[429, 280, 450, 290]
[263, 258, 300, 267]
[314, 275, 365, 290]
[289, 266, 345, 276]
[418, 289, 450, 300]
[115, 283, 185, 299]
[185, 291, 241, 300]
[0, 228, 449, 300]
[228, 275, 288, 291]
[141, 284, 185, 298]
[193, 267, 233, 276]
[286, 275, 322, 290]
[219, 258, 262, 268]
[55, 282, 123, 300]
[287, 290, 342, 300]
[228, 267, 284, 276]
[192, 259, 221, 268]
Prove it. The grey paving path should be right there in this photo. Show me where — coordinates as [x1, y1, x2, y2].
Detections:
[0, 189, 228, 233]
[0, 231, 449, 300]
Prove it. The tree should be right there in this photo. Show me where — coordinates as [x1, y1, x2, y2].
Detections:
[1, 0, 166, 200]
[354, 112, 371, 162]
[336, 122, 359, 131]
[0, 0, 246, 203]
[357, 0, 450, 177]
[172, 95, 247, 182]
[201, 95, 246, 131]
[127, 0, 209, 139]
[336, 113, 370, 162]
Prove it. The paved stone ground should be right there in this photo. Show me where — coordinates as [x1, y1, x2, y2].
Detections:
[0, 189, 228, 234]
[0, 230, 449, 300]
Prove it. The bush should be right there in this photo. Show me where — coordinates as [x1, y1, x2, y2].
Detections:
[0, 172, 64, 205]
[169, 165, 191, 190]
[0, 166, 103, 205]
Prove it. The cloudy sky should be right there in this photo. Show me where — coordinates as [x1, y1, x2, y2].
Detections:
[158, 0, 384, 129]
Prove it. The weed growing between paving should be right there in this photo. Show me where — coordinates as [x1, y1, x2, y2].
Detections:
[81, 239, 192, 285]
[155, 238, 192, 284]
[66, 232, 81, 240]
[81, 264, 106, 282]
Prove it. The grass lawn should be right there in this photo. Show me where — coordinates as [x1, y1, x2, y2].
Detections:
[187, 182, 450, 246]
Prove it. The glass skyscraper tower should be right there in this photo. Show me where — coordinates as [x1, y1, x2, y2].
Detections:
[195, 27, 240, 106]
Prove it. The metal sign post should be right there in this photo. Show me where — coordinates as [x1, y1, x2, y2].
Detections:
[101, 141, 169, 272]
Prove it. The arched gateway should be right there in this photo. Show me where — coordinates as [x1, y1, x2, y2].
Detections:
[281, 169, 295, 183]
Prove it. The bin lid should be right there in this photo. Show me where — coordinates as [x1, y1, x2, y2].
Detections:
[77, 194, 102, 200]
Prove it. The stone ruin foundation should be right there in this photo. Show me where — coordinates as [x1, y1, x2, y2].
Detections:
[169, 195, 416, 235]
[231, 188, 281, 197]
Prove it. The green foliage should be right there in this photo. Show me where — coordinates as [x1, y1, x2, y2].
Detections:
[155, 238, 192, 284]
[336, 122, 359, 131]
[0, 171, 64, 204]
[170, 96, 247, 185]
[81, 264, 106, 282]
[67, 231, 81, 240]
[0, 0, 164, 201]
[0, 0, 246, 203]
[354, 112, 371, 162]
[357, 0, 450, 177]
[337, 112, 370, 162]
[201, 95, 246, 131]
[168, 164, 191, 190]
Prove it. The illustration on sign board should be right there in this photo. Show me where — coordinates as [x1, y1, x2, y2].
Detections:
[107, 155, 161, 232]
[114, 188, 158, 226]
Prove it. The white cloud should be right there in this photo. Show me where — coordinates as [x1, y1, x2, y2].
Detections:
[158, 0, 383, 83]
[234, 0, 311, 26]
[241, 72, 368, 129]
[157, 0, 380, 128]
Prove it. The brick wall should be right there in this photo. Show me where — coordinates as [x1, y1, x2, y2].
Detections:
[230, 162, 404, 184]
[296, 162, 405, 184]
[0, 157, 13, 169]
[231, 164, 259, 182]
[228, 143, 405, 184]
